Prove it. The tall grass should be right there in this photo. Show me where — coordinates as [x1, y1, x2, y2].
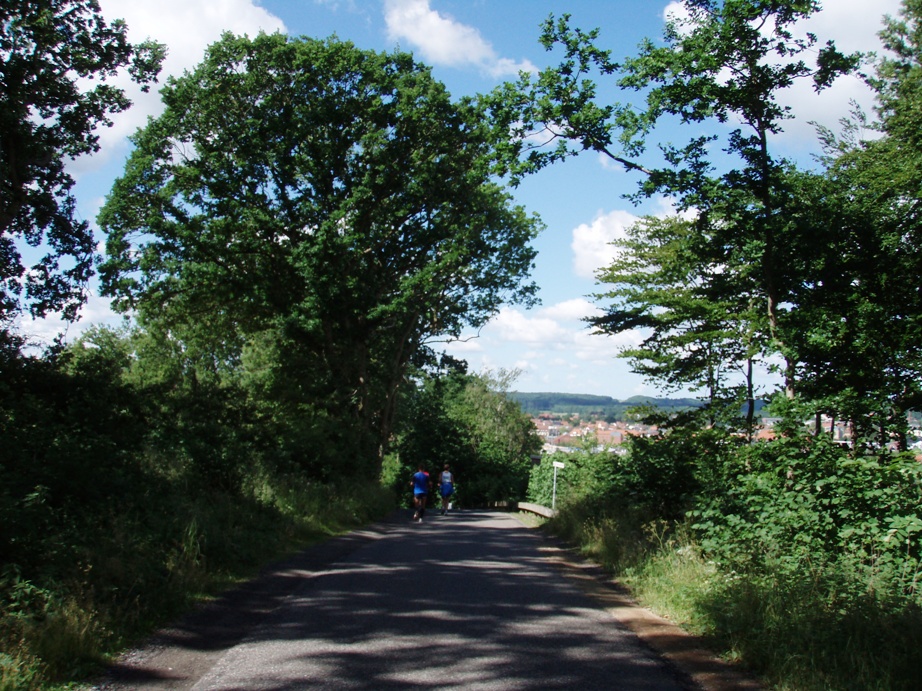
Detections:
[547, 499, 922, 691]
[0, 463, 394, 691]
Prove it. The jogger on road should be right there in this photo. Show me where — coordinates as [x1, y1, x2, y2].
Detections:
[439, 464, 454, 515]
[411, 464, 430, 522]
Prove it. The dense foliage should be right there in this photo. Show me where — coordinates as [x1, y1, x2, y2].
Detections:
[387, 365, 542, 507]
[1, 29, 540, 688]
[539, 425, 922, 690]
[5, 1, 922, 689]
[499, 1, 922, 687]
[486, 0, 869, 433]
[0, 0, 163, 324]
[97, 33, 540, 475]
[0, 327, 396, 687]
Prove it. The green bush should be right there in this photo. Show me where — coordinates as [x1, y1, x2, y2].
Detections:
[693, 558, 922, 690]
[0, 336, 397, 689]
[393, 368, 541, 507]
[528, 426, 729, 518]
[0, 472, 394, 690]
[692, 433, 922, 593]
[542, 424, 922, 690]
[527, 449, 618, 508]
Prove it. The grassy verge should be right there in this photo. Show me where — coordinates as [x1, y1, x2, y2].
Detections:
[0, 472, 394, 691]
[513, 511, 547, 529]
[545, 500, 922, 691]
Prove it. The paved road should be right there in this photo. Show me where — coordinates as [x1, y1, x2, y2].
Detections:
[101, 510, 693, 690]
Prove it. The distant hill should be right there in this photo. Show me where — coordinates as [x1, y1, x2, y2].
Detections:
[621, 394, 703, 408]
[509, 391, 702, 418]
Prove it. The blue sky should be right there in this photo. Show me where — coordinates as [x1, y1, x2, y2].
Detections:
[22, 0, 903, 398]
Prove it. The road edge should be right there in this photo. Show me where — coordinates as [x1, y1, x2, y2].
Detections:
[88, 513, 405, 690]
[521, 520, 764, 691]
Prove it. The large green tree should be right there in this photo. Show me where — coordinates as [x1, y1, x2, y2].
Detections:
[591, 214, 764, 431]
[0, 0, 163, 324]
[99, 33, 540, 473]
[784, 0, 922, 447]
[487, 0, 859, 403]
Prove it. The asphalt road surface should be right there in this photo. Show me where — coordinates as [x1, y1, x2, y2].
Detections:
[99, 510, 696, 690]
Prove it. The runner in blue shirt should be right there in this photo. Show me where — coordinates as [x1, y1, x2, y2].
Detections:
[410, 464, 430, 522]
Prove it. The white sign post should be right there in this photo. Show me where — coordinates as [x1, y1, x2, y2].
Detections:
[552, 461, 565, 510]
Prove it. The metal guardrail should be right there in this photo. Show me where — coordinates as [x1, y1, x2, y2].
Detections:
[488, 501, 557, 518]
[516, 501, 557, 518]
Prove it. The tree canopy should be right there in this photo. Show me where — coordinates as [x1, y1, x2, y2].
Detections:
[0, 0, 163, 324]
[591, 214, 762, 428]
[98, 32, 541, 471]
[487, 0, 876, 433]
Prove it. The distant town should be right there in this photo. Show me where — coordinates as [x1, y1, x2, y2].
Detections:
[528, 411, 845, 454]
[516, 392, 922, 454]
[530, 413, 657, 454]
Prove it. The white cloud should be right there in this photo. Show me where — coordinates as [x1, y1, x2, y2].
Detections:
[663, 1, 691, 29]
[490, 307, 568, 344]
[799, 0, 901, 56]
[571, 209, 639, 279]
[383, 0, 535, 77]
[438, 298, 654, 396]
[571, 328, 624, 363]
[440, 336, 483, 353]
[652, 196, 698, 220]
[72, 0, 287, 173]
[512, 358, 534, 373]
[17, 293, 127, 350]
[453, 298, 634, 355]
[539, 298, 601, 322]
[774, 1, 901, 144]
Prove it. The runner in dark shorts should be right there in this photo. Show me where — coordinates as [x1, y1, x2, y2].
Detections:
[410, 464, 430, 522]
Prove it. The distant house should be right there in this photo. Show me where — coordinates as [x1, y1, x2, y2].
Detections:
[755, 427, 776, 441]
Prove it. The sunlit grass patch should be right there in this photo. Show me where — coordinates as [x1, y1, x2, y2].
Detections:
[0, 473, 395, 690]
[622, 539, 717, 636]
[548, 502, 922, 691]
